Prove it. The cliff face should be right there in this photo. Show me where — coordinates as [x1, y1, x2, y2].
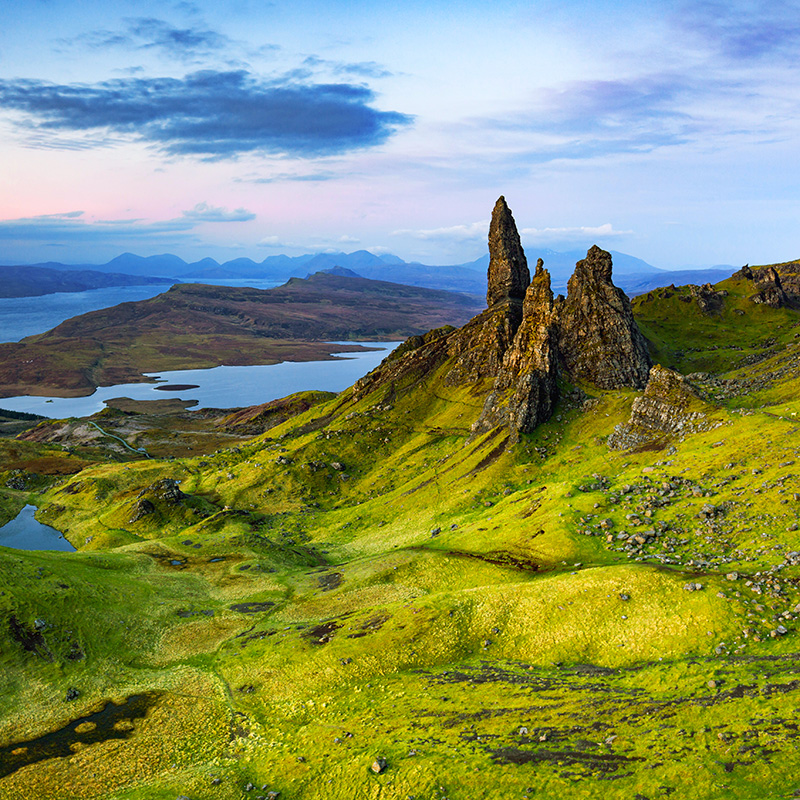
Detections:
[608, 364, 711, 450]
[470, 202, 651, 437]
[486, 196, 530, 307]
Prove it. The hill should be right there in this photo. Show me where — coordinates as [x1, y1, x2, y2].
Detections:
[0, 273, 483, 398]
[0, 264, 173, 299]
[1, 201, 800, 799]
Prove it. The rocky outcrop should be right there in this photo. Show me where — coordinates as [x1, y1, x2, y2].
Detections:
[486, 196, 530, 307]
[608, 365, 711, 450]
[734, 265, 792, 308]
[342, 198, 655, 441]
[473, 259, 558, 438]
[555, 245, 651, 390]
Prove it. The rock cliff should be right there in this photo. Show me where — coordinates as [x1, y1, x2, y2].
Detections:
[445, 197, 529, 385]
[486, 196, 530, 307]
[608, 365, 711, 450]
[555, 245, 652, 390]
[734, 265, 792, 308]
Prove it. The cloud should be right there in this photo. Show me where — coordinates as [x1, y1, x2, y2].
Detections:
[258, 235, 294, 248]
[182, 202, 256, 222]
[301, 56, 393, 79]
[520, 224, 632, 242]
[236, 170, 338, 184]
[393, 220, 631, 248]
[677, 1, 800, 60]
[59, 17, 233, 61]
[0, 212, 197, 246]
[0, 70, 413, 158]
[392, 221, 489, 241]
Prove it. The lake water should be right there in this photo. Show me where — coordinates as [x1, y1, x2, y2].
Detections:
[0, 279, 285, 342]
[0, 505, 76, 551]
[0, 342, 400, 418]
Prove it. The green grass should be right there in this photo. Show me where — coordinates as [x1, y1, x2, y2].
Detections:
[3, 281, 800, 798]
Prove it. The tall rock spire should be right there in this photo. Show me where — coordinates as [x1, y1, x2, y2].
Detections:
[486, 196, 530, 307]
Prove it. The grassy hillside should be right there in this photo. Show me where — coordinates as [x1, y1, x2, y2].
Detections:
[2, 270, 800, 798]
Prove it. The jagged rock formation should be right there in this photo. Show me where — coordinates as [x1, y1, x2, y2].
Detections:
[555, 245, 652, 390]
[608, 365, 711, 450]
[486, 196, 530, 307]
[348, 198, 654, 440]
[473, 259, 558, 438]
[734, 265, 792, 308]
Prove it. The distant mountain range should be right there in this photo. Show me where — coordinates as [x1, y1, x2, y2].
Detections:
[3, 249, 742, 298]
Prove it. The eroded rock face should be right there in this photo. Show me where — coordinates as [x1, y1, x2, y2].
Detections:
[608, 365, 711, 450]
[735, 265, 792, 308]
[486, 196, 530, 307]
[556, 245, 652, 390]
[473, 259, 558, 438]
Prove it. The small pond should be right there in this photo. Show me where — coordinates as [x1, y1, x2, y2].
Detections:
[0, 505, 75, 552]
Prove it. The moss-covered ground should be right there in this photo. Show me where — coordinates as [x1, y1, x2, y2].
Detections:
[2, 277, 800, 798]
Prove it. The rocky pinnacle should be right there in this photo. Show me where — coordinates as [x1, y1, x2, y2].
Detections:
[555, 245, 652, 390]
[486, 196, 530, 307]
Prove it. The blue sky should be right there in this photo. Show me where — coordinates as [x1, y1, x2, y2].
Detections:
[0, 0, 798, 268]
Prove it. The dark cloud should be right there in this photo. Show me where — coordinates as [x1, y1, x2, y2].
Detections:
[678, 1, 800, 60]
[0, 70, 413, 158]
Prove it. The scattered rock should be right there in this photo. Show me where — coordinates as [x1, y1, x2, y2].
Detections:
[371, 756, 388, 774]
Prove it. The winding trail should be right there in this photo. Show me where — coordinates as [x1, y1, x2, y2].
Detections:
[87, 421, 151, 458]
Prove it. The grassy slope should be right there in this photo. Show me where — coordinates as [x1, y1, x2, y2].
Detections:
[2, 281, 800, 798]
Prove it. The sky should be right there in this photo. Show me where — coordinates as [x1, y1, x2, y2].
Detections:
[0, 0, 798, 268]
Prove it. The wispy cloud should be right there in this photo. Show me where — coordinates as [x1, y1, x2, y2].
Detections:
[58, 16, 233, 61]
[300, 56, 393, 80]
[0, 70, 413, 159]
[0, 212, 197, 245]
[235, 170, 339, 184]
[677, 0, 800, 60]
[520, 224, 632, 242]
[391, 221, 489, 241]
[182, 202, 256, 222]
